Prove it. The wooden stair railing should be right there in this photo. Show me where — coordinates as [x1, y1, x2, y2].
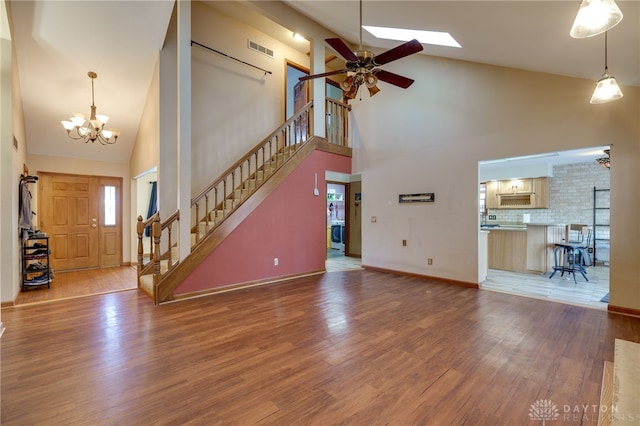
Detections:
[326, 98, 350, 147]
[135, 97, 351, 304]
[136, 210, 180, 300]
[190, 101, 314, 246]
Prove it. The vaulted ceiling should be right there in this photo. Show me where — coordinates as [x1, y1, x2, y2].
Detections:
[8, 1, 639, 164]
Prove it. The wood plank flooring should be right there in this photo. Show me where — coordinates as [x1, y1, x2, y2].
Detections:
[13, 266, 137, 306]
[2, 269, 639, 425]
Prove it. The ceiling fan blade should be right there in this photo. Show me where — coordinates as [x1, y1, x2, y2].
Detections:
[299, 69, 348, 82]
[374, 69, 415, 89]
[373, 39, 423, 66]
[325, 38, 358, 62]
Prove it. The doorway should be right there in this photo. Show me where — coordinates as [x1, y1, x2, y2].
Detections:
[325, 180, 362, 272]
[39, 172, 123, 271]
[477, 147, 610, 309]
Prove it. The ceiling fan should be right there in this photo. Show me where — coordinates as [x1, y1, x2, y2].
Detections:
[299, 0, 423, 100]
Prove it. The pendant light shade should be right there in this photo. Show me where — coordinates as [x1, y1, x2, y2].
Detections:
[570, 0, 623, 38]
[590, 32, 623, 104]
[590, 72, 623, 104]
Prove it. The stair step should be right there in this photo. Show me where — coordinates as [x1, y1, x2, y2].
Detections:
[611, 339, 640, 425]
[244, 179, 257, 190]
[139, 274, 153, 296]
[209, 210, 224, 222]
[234, 188, 250, 201]
[198, 221, 212, 235]
[598, 361, 614, 426]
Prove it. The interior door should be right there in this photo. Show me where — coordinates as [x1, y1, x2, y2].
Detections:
[40, 173, 100, 271]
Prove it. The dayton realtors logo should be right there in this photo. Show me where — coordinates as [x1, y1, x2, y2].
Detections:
[529, 399, 560, 425]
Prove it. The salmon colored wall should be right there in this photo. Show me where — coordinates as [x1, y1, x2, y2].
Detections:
[175, 150, 351, 295]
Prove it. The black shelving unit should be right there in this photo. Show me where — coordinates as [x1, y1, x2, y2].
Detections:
[22, 234, 52, 291]
[593, 187, 610, 265]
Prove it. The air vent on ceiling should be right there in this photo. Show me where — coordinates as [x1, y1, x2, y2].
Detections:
[248, 39, 275, 59]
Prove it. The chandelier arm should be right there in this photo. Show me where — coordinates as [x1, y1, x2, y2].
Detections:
[65, 130, 88, 141]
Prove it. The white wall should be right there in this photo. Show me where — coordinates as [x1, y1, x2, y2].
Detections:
[190, 1, 309, 194]
[351, 55, 639, 309]
[1, 0, 29, 306]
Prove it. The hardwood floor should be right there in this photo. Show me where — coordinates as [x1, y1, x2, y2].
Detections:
[13, 266, 137, 306]
[2, 269, 638, 425]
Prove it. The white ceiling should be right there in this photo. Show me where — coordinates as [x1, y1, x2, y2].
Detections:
[8, 1, 639, 165]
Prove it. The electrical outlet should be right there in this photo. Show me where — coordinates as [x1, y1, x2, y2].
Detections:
[488, 215, 497, 220]
[371, 216, 377, 223]
[274, 258, 278, 266]
[427, 258, 433, 265]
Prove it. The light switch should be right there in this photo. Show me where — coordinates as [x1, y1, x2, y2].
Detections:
[371, 216, 377, 223]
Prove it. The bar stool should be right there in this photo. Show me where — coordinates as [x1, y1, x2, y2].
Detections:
[549, 242, 589, 284]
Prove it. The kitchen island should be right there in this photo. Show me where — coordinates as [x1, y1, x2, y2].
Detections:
[484, 224, 565, 273]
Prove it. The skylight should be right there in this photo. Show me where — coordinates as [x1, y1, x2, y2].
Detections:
[363, 26, 461, 48]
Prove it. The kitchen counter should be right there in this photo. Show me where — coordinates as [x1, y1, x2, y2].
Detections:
[485, 224, 566, 273]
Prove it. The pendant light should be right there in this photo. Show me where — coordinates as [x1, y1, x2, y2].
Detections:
[590, 32, 623, 104]
[570, 0, 623, 38]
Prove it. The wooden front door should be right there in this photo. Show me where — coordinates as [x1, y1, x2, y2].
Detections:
[39, 173, 122, 271]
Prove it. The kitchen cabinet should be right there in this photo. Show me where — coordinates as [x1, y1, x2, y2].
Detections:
[498, 178, 532, 194]
[487, 224, 564, 273]
[531, 177, 549, 208]
[485, 181, 499, 209]
[487, 229, 527, 272]
[483, 177, 548, 209]
[526, 224, 564, 272]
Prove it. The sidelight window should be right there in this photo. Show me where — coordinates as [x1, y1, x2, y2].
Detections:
[104, 185, 116, 226]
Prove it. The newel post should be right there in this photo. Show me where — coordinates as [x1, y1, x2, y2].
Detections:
[136, 215, 144, 274]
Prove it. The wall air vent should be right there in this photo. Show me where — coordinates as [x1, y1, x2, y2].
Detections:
[248, 40, 275, 59]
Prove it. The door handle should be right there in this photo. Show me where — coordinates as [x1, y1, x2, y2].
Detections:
[91, 224, 97, 228]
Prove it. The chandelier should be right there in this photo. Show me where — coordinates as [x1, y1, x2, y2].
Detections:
[596, 149, 610, 169]
[61, 71, 120, 145]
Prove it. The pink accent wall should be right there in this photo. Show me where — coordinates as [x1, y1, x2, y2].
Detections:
[175, 150, 352, 295]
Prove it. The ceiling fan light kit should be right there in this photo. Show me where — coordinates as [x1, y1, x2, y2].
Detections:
[570, 0, 623, 38]
[61, 71, 120, 145]
[596, 149, 611, 168]
[299, 0, 423, 101]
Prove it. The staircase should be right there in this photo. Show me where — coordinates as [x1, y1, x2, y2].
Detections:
[597, 339, 640, 426]
[136, 98, 351, 304]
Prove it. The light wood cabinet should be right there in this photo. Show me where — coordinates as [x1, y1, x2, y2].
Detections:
[487, 229, 527, 272]
[489, 224, 564, 273]
[498, 178, 532, 194]
[526, 224, 564, 272]
[531, 177, 548, 208]
[485, 181, 499, 209]
[483, 177, 548, 209]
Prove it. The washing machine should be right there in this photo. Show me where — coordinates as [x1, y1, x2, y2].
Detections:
[331, 223, 345, 250]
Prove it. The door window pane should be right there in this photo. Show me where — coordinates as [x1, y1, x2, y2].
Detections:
[104, 186, 116, 226]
